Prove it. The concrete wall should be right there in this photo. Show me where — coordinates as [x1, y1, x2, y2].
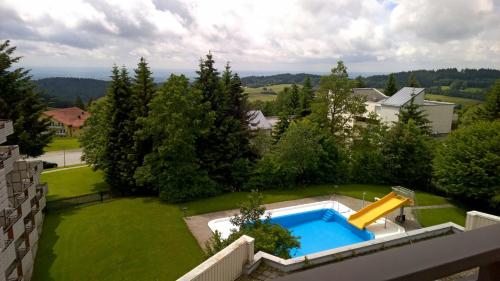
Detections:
[379, 105, 400, 124]
[178, 235, 255, 281]
[465, 211, 500, 231]
[423, 102, 454, 134]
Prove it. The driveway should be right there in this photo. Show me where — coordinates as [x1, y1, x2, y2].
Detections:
[29, 148, 84, 167]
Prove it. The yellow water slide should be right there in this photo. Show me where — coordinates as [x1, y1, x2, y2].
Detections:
[348, 192, 411, 229]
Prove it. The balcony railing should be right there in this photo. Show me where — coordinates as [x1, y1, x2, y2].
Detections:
[0, 209, 21, 232]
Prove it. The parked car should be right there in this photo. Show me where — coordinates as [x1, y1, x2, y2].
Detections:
[42, 161, 58, 169]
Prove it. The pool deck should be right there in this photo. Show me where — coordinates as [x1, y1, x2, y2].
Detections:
[184, 195, 421, 248]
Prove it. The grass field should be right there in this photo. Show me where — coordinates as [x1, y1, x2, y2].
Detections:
[34, 168, 466, 281]
[44, 137, 81, 152]
[424, 94, 483, 107]
[245, 84, 294, 101]
[418, 207, 467, 227]
[41, 166, 109, 201]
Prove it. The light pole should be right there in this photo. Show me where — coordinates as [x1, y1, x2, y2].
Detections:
[362, 192, 366, 208]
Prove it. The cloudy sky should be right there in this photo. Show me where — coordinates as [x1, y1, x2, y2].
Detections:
[1, 0, 500, 74]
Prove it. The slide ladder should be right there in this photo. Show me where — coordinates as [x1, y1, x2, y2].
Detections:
[348, 192, 411, 229]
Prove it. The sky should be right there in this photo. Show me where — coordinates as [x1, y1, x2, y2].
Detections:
[1, 0, 500, 75]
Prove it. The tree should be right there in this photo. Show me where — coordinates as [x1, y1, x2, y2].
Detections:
[382, 119, 433, 189]
[132, 57, 156, 117]
[299, 76, 314, 116]
[272, 112, 290, 144]
[398, 98, 432, 134]
[384, 74, 399, 96]
[310, 61, 366, 141]
[253, 119, 347, 188]
[355, 75, 366, 88]
[484, 79, 500, 120]
[74, 95, 85, 110]
[103, 66, 140, 193]
[194, 54, 255, 191]
[86, 97, 94, 109]
[205, 191, 300, 259]
[288, 84, 300, 114]
[80, 97, 110, 169]
[349, 113, 388, 183]
[407, 73, 421, 87]
[0, 40, 51, 156]
[433, 121, 500, 208]
[135, 74, 216, 202]
[132, 57, 157, 193]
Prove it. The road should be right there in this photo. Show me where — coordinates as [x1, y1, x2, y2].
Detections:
[29, 148, 84, 167]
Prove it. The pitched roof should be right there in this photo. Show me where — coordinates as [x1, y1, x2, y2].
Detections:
[382, 87, 425, 107]
[43, 107, 90, 128]
[351, 88, 388, 102]
[248, 110, 272, 130]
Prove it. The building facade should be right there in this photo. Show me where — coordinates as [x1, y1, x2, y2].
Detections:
[42, 107, 90, 137]
[353, 87, 455, 134]
[0, 120, 47, 281]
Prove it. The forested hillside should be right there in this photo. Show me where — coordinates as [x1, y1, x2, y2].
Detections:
[363, 68, 500, 100]
[35, 77, 109, 107]
[241, 73, 321, 87]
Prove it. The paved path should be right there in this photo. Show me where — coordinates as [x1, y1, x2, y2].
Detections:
[28, 148, 84, 167]
[411, 204, 455, 209]
[42, 164, 88, 174]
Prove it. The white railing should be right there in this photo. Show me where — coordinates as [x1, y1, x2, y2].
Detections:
[465, 211, 500, 231]
[177, 235, 254, 281]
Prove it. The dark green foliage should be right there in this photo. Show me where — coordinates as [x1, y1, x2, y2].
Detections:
[0, 40, 51, 157]
[288, 84, 301, 114]
[355, 75, 366, 88]
[103, 66, 140, 193]
[132, 57, 157, 193]
[205, 191, 300, 259]
[484, 79, 500, 120]
[80, 97, 110, 169]
[194, 53, 255, 191]
[136, 74, 216, 202]
[433, 121, 500, 208]
[310, 61, 366, 141]
[272, 113, 290, 144]
[253, 119, 347, 188]
[382, 119, 434, 189]
[248, 100, 278, 116]
[407, 74, 421, 87]
[74, 95, 85, 110]
[398, 98, 432, 134]
[384, 74, 399, 96]
[299, 77, 314, 116]
[349, 114, 387, 183]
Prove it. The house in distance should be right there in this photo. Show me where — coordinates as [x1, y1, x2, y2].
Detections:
[42, 107, 90, 137]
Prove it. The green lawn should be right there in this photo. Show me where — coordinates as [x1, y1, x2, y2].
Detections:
[44, 137, 81, 152]
[33, 198, 204, 281]
[425, 94, 483, 107]
[35, 168, 464, 281]
[418, 207, 467, 227]
[41, 166, 109, 201]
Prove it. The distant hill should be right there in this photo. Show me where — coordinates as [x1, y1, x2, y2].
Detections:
[35, 77, 109, 107]
[241, 73, 321, 88]
[363, 68, 500, 101]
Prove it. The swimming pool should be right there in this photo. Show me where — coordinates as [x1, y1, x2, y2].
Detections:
[270, 208, 374, 257]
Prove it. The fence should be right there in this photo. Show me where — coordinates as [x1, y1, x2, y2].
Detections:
[48, 191, 113, 210]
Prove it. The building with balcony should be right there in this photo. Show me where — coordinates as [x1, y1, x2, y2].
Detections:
[0, 120, 48, 281]
[42, 107, 90, 137]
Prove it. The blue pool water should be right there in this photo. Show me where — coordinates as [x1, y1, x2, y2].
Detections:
[269, 208, 374, 257]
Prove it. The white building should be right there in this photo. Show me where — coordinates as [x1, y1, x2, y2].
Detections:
[0, 120, 48, 281]
[353, 87, 455, 134]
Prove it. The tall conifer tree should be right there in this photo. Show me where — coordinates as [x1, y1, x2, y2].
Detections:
[384, 74, 399, 96]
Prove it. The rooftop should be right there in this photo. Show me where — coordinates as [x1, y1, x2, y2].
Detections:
[351, 88, 388, 102]
[382, 87, 425, 107]
[43, 107, 90, 128]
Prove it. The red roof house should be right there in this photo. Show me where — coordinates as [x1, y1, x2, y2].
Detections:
[42, 107, 90, 136]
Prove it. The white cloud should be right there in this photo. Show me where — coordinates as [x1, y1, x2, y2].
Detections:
[0, 0, 499, 73]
